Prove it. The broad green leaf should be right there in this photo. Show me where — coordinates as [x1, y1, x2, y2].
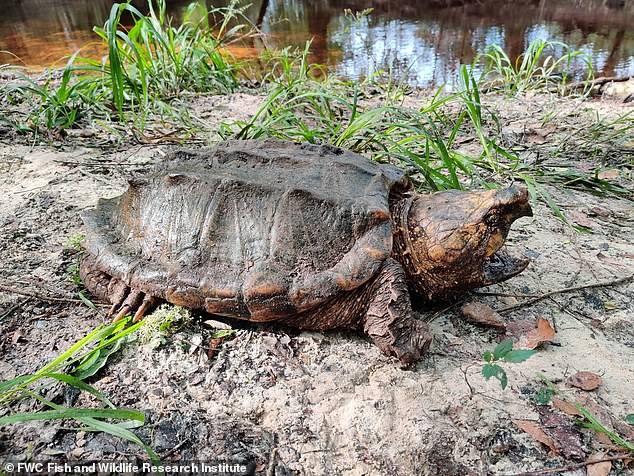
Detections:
[498, 370, 508, 390]
[626, 414, 634, 425]
[535, 388, 553, 405]
[503, 349, 536, 363]
[493, 340, 513, 360]
[73, 339, 123, 381]
[482, 363, 503, 380]
[483, 351, 493, 363]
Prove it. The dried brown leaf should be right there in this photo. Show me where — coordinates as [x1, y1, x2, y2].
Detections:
[508, 317, 556, 349]
[526, 125, 557, 145]
[513, 420, 558, 454]
[594, 431, 620, 450]
[568, 210, 595, 229]
[538, 406, 586, 460]
[597, 169, 620, 180]
[460, 302, 506, 330]
[569, 371, 602, 391]
[552, 397, 581, 417]
[588, 206, 613, 218]
[587, 453, 612, 476]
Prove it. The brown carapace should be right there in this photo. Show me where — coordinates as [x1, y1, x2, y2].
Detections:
[80, 140, 532, 365]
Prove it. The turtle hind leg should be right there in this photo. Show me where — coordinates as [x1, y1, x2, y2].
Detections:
[363, 258, 432, 366]
[79, 254, 115, 304]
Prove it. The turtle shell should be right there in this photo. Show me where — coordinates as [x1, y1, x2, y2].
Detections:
[82, 140, 411, 321]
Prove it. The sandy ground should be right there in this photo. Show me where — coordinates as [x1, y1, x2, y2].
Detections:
[0, 90, 633, 475]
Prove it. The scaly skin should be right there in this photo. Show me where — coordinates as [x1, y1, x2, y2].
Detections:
[392, 186, 532, 302]
[283, 258, 432, 365]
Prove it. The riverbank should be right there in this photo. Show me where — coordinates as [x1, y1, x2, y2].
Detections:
[1, 81, 633, 474]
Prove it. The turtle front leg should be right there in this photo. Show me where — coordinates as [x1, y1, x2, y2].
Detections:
[363, 259, 432, 366]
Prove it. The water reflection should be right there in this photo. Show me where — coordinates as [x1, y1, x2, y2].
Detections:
[1, 0, 633, 87]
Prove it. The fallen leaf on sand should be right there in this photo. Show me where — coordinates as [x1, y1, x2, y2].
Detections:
[586, 454, 612, 476]
[460, 302, 506, 330]
[508, 317, 556, 349]
[576, 395, 613, 428]
[597, 169, 620, 180]
[526, 125, 557, 145]
[539, 406, 586, 460]
[513, 420, 558, 454]
[552, 397, 581, 417]
[568, 209, 595, 229]
[595, 431, 618, 449]
[569, 371, 602, 391]
[596, 252, 626, 269]
[575, 395, 634, 446]
[588, 206, 613, 218]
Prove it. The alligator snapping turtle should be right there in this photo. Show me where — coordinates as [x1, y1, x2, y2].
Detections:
[80, 140, 532, 364]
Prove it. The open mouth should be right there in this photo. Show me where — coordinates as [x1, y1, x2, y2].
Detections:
[482, 247, 530, 285]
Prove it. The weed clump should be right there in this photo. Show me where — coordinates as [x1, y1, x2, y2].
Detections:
[137, 304, 191, 348]
[484, 39, 594, 96]
[5, 0, 253, 133]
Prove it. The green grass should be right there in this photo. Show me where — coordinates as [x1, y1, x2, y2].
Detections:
[482, 340, 536, 390]
[484, 38, 594, 96]
[5, 0, 252, 133]
[6, 54, 109, 132]
[84, 0, 245, 121]
[0, 317, 159, 463]
[536, 375, 634, 454]
[219, 44, 481, 191]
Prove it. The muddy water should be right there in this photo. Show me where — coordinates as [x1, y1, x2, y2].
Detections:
[1, 0, 633, 87]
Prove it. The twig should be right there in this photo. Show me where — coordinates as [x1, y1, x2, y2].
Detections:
[507, 454, 631, 476]
[559, 75, 633, 92]
[498, 274, 633, 313]
[161, 438, 191, 459]
[460, 363, 475, 399]
[0, 284, 107, 307]
[0, 298, 29, 321]
[54, 160, 147, 167]
[266, 447, 278, 476]
[424, 300, 464, 323]
[473, 290, 539, 298]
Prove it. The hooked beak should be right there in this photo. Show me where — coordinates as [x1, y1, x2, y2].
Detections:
[481, 186, 532, 285]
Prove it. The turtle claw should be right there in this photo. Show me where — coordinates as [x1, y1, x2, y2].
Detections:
[133, 295, 158, 322]
[107, 303, 119, 318]
[107, 279, 129, 318]
[113, 305, 131, 322]
[112, 289, 144, 322]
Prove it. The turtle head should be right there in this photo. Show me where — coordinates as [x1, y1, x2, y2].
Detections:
[398, 186, 532, 301]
